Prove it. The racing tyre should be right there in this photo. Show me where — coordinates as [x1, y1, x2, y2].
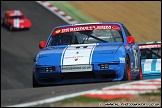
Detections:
[136, 64, 143, 80]
[122, 55, 131, 81]
[32, 74, 41, 88]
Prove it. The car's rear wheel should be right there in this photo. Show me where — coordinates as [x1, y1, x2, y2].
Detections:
[32, 74, 41, 88]
[136, 63, 143, 80]
[122, 55, 131, 81]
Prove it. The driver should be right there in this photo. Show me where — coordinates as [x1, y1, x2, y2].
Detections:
[61, 34, 72, 44]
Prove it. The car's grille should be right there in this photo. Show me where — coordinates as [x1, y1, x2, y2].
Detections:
[40, 78, 56, 82]
[101, 73, 116, 78]
[61, 71, 95, 80]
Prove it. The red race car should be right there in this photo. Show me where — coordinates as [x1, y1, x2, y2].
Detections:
[1, 10, 32, 30]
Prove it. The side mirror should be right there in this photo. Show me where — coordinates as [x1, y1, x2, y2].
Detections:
[126, 36, 135, 44]
[39, 41, 46, 49]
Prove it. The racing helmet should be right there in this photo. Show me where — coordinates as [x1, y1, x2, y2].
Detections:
[60, 32, 77, 44]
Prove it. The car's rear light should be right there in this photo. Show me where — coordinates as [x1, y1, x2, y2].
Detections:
[98, 64, 109, 69]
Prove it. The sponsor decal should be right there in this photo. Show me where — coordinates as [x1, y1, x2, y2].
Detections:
[125, 44, 130, 50]
[119, 57, 125, 63]
[139, 44, 161, 49]
[55, 29, 61, 34]
[131, 62, 133, 67]
[64, 56, 83, 59]
[52, 24, 120, 36]
[61, 65, 92, 72]
[75, 58, 78, 61]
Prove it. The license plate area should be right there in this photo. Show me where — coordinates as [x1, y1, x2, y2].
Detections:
[61, 65, 92, 73]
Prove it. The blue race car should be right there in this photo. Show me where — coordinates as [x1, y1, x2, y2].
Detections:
[33, 22, 142, 87]
[138, 41, 161, 80]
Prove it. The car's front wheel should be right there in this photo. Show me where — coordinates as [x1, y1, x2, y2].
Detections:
[9, 25, 13, 31]
[122, 55, 131, 81]
[32, 74, 41, 88]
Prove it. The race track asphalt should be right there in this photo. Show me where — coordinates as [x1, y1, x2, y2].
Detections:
[1, 1, 68, 90]
[1, 1, 127, 106]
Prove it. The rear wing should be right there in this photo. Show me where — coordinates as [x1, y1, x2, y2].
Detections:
[138, 41, 161, 49]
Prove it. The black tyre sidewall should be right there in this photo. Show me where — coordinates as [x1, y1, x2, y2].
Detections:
[122, 55, 131, 81]
[32, 74, 40, 88]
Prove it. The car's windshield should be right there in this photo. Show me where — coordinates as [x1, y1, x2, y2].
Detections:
[47, 29, 123, 47]
[140, 48, 161, 59]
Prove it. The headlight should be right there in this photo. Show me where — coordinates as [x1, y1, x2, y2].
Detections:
[98, 64, 109, 69]
[45, 67, 55, 72]
[35, 67, 55, 72]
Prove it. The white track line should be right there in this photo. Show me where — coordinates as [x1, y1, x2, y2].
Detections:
[36, 1, 78, 24]
[6, 89, 97, 107]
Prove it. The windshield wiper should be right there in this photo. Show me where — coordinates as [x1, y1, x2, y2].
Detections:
[89, 34, 107, 42]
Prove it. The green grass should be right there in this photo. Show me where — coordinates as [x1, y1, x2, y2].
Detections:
[139, 88, 161, 96]
[48, 1, 97, 23]
[140, 92, 161, 96]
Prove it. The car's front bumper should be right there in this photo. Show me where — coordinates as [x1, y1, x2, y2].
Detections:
[33, 63, 125, 85]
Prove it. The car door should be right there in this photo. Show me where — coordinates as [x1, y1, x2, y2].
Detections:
[123, 26, 139, 72]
